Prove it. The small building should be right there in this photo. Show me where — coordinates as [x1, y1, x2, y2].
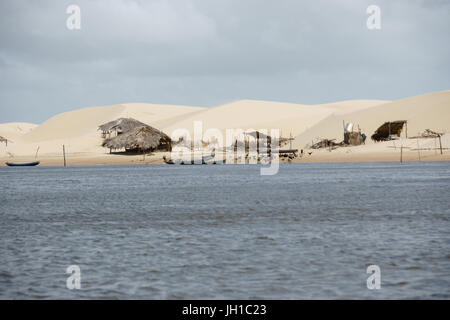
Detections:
[241, 130, 273, 154]
[371, 120, 407, 142]
[342, 122, 365, 146]
[344, 131, 364, 146]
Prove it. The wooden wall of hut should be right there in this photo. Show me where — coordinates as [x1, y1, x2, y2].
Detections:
[344, 132, 363, 146]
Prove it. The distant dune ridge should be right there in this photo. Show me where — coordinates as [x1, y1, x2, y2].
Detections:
[0, 90, 449, 164]
[0, 122, 37, 141]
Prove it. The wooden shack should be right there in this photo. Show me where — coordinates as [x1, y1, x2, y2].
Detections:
[371, 120, 407, 142]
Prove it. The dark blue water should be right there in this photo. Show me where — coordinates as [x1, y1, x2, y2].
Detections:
[0, 162, 449, 299]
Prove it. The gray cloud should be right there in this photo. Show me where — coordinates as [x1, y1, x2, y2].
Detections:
[0, 0, 449, 123]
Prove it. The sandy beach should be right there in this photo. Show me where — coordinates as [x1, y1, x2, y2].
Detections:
[1, 91, 449, 166]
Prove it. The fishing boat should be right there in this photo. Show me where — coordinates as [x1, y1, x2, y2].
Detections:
[180, 159, 207, 165]
[163, 154, 224, 165]
[5, 161, 40, 167]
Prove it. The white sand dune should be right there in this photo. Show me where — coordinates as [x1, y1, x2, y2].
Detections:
[0, 91, 449, 164]
[316, 100, 390, 114]
[1, 103, 204, 157]
[163, 99, 388, 140]
[21, 103, 205, 143]
[0, 122, 37, 140]
[293, 90, 450, 148]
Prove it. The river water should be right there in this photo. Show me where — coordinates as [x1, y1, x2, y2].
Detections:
[0, 162, 449, 299]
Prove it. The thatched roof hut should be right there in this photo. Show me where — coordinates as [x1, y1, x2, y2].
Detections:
[98, 118, 148, 138]
[371, 120, 407, 141]
[102, 125, 172, 152]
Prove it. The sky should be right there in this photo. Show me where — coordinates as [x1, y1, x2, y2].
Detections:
[0, 0, 449, 123]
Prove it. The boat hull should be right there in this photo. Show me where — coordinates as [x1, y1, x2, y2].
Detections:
[5, 161, 40, 167]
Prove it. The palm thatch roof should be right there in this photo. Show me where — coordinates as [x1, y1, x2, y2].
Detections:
[102, 125, 171, 151]
[371, 120, 407, 141]
[98, 118, 148, 135]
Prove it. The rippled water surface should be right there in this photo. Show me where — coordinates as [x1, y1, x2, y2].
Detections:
[1, 162, 449, 299]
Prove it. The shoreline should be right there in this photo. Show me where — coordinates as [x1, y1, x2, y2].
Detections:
[2, 151, 449, 167]
[2, 134, 449, 167]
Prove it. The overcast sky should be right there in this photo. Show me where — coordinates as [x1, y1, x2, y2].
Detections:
[0, 0, 449, 123]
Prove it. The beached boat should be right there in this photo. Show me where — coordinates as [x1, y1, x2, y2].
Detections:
[5, 161, 40, 167]
[180, 159, 207, 165]
[163, 155, 225, 165]
[177, 159, 226, 165]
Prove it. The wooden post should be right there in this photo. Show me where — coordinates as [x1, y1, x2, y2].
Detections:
[400, 145, 403, 163]
[417, 138, 421, 161]
[289, 132, 292, 150]
[405, 121, 408, 138]
[63, 145, 66, 167]
[438, 134, 443, 155]
[435, 137, 437, 155]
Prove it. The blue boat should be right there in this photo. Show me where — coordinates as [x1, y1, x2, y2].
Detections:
[5, 161, 40, 167]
